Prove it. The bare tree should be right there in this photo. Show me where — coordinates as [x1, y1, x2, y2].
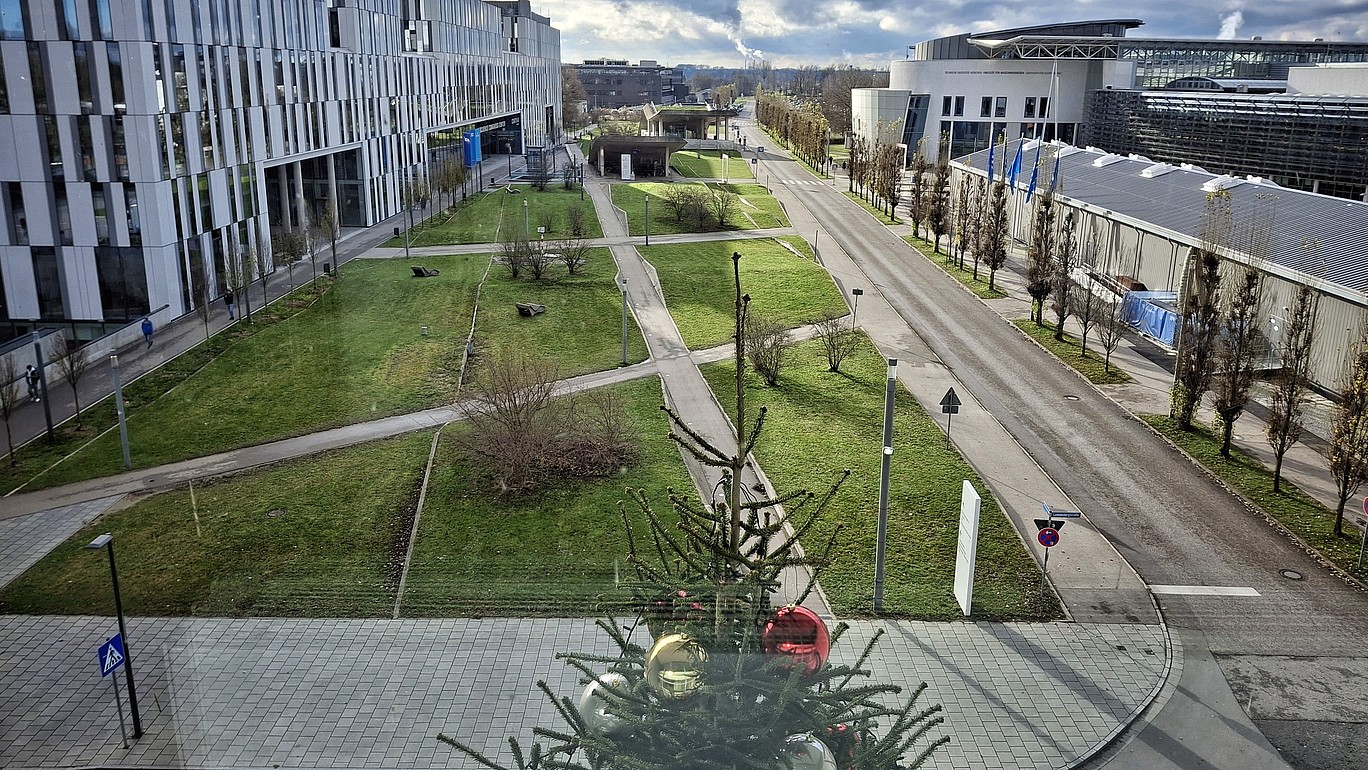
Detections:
[908, 147, 930, 237]
[537, 208, 557, 236]
[1328, 337, 1368, 536]
[1073, 225, 1102, 356]
[459, 349, 569, 495]
[567, 204, 587, 238]
[525, 240, 557, 281]
[1097, 297, 1125, 372]
[709, 187, 739, 229]
[254, 232, 273, 313]
[982, 180, 1008, 290]
[1266, 284, 1318, 491]
[813, 310, 858, 373]
[1051, 211, 1078, 341]
[1172, 191, 1233, 430]
[1025, 192, 1056, 325]
[927, 153, 951, 254]
[744, 313, 791, 386]
[459, 349, 633, 494]
[317, 199, 341, 283]
[1, 359, 22, 463]
[1212, 267, 1266, 456]
[952, 168, 974, 270]
[47, 335, 91, 430]
[499, 231, 533, 279]
[226, 239, 254, 324]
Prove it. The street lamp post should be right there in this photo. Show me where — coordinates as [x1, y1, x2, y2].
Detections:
[644, 195, 650, 246]
[110, 354, 131, 469]
[523, 198, 530, 239]
[620, 277, 629, 365]
[873, 358, 898, 612]
[851, 287, 864, 328]
[87, 533, 143, 738]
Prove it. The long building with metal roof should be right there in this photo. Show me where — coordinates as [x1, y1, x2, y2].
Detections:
[951, 138, 1368, 390]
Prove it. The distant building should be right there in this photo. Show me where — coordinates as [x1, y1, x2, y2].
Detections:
[574, 59, 688, 110]
[0, 0, 561, 346]
[852, 19, 1368, 200]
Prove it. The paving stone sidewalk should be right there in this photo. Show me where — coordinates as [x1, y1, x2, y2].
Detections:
[0, 615, 1164, 770]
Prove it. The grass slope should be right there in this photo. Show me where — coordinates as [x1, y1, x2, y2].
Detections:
[0, 432, 434, 617]
[703, 339, 1061, 620]
[644, 237, 845, 349]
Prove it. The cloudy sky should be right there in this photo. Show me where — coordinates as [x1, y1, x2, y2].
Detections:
[533, 0, 1368, 68]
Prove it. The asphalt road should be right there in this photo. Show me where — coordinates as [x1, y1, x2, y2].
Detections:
[740, 119, 1368, 768]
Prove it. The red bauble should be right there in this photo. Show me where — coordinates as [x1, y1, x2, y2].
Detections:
[762, 605, 830, 674]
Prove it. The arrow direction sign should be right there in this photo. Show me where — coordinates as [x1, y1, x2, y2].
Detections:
[940, 388, 961, 415]
[98, 634, 125, 678]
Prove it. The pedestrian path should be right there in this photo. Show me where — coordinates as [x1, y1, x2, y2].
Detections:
[0, 614, 1164, 770]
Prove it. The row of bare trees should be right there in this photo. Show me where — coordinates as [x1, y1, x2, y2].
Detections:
[847, 133, 905, 218]
[754, 90, 832, 170]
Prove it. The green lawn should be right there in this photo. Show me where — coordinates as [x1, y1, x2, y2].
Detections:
[0, 433, 434, 617]
[670, 150, 755, 180]
[703, 339, 1061, 620]
[902, 237, 1009, 299]
[612, 182, 790, 236]
[472, 247, 649, 374]
[0, 294, 312, 495]
[1012, 319, 1133, 385]
[22, 256, 484, 489]
[385, 186, 603, 246]
[1144, 416, 1368, 582]
[400, 377, 694, 616]
[643, 237, 847, 349]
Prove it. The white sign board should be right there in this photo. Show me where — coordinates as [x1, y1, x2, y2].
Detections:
[953, 480, 982, 616]
[620, 154, 634, 181]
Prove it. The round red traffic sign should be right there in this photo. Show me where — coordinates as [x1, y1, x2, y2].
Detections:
[1038, 527, 1059, 548]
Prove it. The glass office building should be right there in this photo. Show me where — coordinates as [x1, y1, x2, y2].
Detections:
[0, 0, 561, 345]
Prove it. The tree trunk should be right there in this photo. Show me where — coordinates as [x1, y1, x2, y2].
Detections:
[1333, 499, 1346, 537]
[1273, 452, 1285, 492]
[1220, 418, 1235, 457]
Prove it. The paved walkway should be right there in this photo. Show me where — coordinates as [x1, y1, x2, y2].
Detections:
[0, 615, 1164, 770]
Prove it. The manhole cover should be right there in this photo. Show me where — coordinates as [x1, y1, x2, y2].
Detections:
[1280, 569, 1304, 580]
[267, 508, 287, 518]
[1064, 395, 1080, 401]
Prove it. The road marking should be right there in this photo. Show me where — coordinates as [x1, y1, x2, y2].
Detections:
[1149, 584, 1261, 597]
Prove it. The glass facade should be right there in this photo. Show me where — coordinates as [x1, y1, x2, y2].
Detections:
[1085, 89, 1368, 200]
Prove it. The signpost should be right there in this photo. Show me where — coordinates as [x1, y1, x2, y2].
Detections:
[940, 388, 961, 447]
[1036, 502, 1081, 595]
[97, 635, 130, 748]
[1356, 497, 1368, 568]
[872, 358, 898, 613]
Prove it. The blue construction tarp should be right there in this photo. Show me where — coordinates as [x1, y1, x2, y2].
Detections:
[1121, 291, 1180, 348]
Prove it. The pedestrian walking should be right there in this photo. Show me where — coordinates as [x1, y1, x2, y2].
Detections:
[140, 317, 154, 348]
[224, 290, 236, 320]
[24, 364, 40, 402]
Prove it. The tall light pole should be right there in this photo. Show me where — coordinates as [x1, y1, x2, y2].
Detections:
[87, 533, 143, 738]
[873, 358, 898, 612]
[644, 194, 650, 246]
[110, 354, 131, 469]
[523, 198, 530, 239]
[620, 277, 629, 365]
[31, 332, 53, 438]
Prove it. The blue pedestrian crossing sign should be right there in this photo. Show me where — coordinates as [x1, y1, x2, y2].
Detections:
[98, 634, 125, 677]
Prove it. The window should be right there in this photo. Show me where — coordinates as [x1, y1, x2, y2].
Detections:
[1024, 97, 1036, 119]
[980, 96, 992, 117]
[941, 96, 951, 116]
[32, 247, 64, 320]
[1039, 96, 1050, 119]
[953, 96, 964, 116]
[0, 0, 28, 40]
[7, 182, 26, 245]
[96, 246, 148, 320]
[994, 97, 1007, 118]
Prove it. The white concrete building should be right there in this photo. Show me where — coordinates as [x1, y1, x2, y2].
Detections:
[0, 0, 561, 345]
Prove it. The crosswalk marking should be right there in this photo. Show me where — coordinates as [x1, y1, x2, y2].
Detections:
[1149, 584, 1261, 597]
[779, 179, 827, 185]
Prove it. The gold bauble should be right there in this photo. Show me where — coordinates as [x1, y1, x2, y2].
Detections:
[644, 633, 707, 699]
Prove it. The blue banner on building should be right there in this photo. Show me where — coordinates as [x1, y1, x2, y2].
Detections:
[463, 130, 483, 167]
